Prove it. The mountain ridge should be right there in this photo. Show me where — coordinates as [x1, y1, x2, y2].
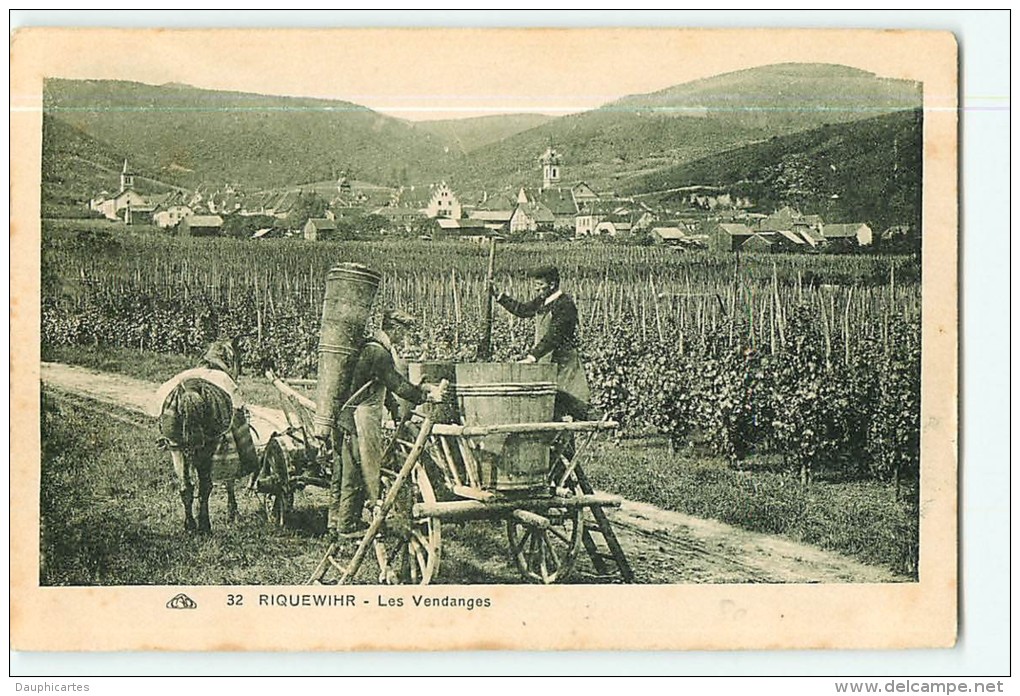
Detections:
[41, 64, 923, 210]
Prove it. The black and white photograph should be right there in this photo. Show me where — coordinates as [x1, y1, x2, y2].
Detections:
[12, 25, 959, 652]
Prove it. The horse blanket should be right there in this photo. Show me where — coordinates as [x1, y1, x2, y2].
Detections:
[157, 377, 258, 481]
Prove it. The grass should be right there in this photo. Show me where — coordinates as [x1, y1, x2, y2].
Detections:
[583, 445, 918, 578]
[40, 391, 329, 585]
[38, 391, 566, 586]
[43, 345, 918, 580]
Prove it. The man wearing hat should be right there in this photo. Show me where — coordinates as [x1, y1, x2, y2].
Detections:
[491, 265, 592, 421]
[330, 309, 446, 537]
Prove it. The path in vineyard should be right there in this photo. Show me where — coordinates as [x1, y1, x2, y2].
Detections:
[40, 362, 904, 584]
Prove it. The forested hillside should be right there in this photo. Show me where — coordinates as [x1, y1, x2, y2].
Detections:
[43, 79, 457, 189]
[624, 109, 922, 231]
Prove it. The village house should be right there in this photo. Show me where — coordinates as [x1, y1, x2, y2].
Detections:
[574, 200, 615, 237]
[336, 174, 353, 198]
[707, 222, 760, 252]
[772, 228, 810, 249]
[822, 222, 873, 247]
[651, 226, 690, 246]
[178, 214, 224, 237]
[757, 207, 826, 248]
[881, 225, 912, 241]
[372, 205, 426, 232]
[790, 215, 826, 247]
[577, 200, 654, 238]
[433, 217, 488, 238]
[267, 191, 300, 219]
[123, 195, 162, 225]
[571, 182, 600, 208]
[425, 182, 462, 219]
[206, 185, 243, 215]
[465, 192, 516, 233]
[509, 201, 556, 235]
[676, 185, 754, 211]
[152, 203, 193, 229]
[740, 232, 777, 253]
[304, 217, 337, 241]
[534, 186, 580, 230]
[593, 217, 633, 236]
[467, 209, 514, 233]
[90, 189, 147, 222]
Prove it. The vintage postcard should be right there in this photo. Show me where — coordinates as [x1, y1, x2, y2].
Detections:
[11, 27, 957, 652]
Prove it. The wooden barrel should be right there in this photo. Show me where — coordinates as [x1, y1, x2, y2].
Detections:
[408, 362, 460, 424]
[455, 363, 558, 493]
[312, 263, 382, 438]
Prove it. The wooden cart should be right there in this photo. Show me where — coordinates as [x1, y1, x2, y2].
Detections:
[258, 371, 633, 586]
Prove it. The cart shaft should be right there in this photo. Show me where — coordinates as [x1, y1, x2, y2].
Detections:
[413, 492, 621, 521]
[430, 420, 617, 437]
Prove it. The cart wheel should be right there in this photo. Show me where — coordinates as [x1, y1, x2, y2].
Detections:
[260, 437, 294, 527]
[506, 504, 584, 584]
[373, 462, 441, 585]
[506, 454, 586, 584]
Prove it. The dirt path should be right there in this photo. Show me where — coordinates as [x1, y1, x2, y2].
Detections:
[40, 362, 905, 584]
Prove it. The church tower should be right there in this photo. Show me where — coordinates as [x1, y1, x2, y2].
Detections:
[120, 160, 134, 192]
[539, 146, 561, 190]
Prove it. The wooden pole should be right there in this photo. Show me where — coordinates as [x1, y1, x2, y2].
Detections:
[843, 285, 854, 365]
[478, 238, 497, 360]
[451, 269, 461, 350]
[336, 417, 435, 585]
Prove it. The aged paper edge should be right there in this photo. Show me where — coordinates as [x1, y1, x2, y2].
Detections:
[9, 27, 958, 652]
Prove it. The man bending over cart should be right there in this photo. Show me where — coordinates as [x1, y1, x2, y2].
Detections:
[490, 265, 592, 421]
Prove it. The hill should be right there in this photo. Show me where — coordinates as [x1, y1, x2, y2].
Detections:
[607, 63, 921, 132]
[447, 64, 920, 196]
[412, 113, 555, 154]
[43, 79, 458, 190]
[41, 65, 922, 208]
[445, 110, 763, 197]
[622, 109, 923, 231]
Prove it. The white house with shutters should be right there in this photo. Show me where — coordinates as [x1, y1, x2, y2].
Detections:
[425, 182, 462, 219]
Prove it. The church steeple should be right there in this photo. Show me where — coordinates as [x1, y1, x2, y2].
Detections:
[539, 146, 561, 190]
[120, 160, 134, 191]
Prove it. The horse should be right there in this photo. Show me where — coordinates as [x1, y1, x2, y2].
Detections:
[155, 340, 256, 533]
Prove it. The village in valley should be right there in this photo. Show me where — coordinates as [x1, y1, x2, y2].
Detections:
[88, 145, 885, 253]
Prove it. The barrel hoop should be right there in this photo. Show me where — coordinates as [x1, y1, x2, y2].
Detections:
[456, 382, 557, 389]
[325, 272, 382, 284]
[318, 344, 358, 355]
[456, 382, 557, 397]
[312, 414, 335, 428]
[328, 264, 382, 276]
[324, 281, 379, 292]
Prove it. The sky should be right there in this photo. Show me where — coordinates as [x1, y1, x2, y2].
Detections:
[9, 22, 951, 122]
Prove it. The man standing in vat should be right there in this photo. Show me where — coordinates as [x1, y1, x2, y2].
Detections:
[490, 265, 592, 421]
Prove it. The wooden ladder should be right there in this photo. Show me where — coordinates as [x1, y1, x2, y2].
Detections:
[573, 464, 634, 583]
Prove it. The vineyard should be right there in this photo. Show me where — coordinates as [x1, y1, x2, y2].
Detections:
[41, 225, 922, 571]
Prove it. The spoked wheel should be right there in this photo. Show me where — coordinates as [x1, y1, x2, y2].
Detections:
[372, 458, 442, 585]
[506, 449, 587, 584]
[506, 503, 584, 584]
[259, 437, 294, 527]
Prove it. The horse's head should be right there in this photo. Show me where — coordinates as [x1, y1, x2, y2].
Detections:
[201, 339, 241, 381]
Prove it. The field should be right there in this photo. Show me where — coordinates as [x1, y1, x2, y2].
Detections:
[39, 221, 923, 577]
